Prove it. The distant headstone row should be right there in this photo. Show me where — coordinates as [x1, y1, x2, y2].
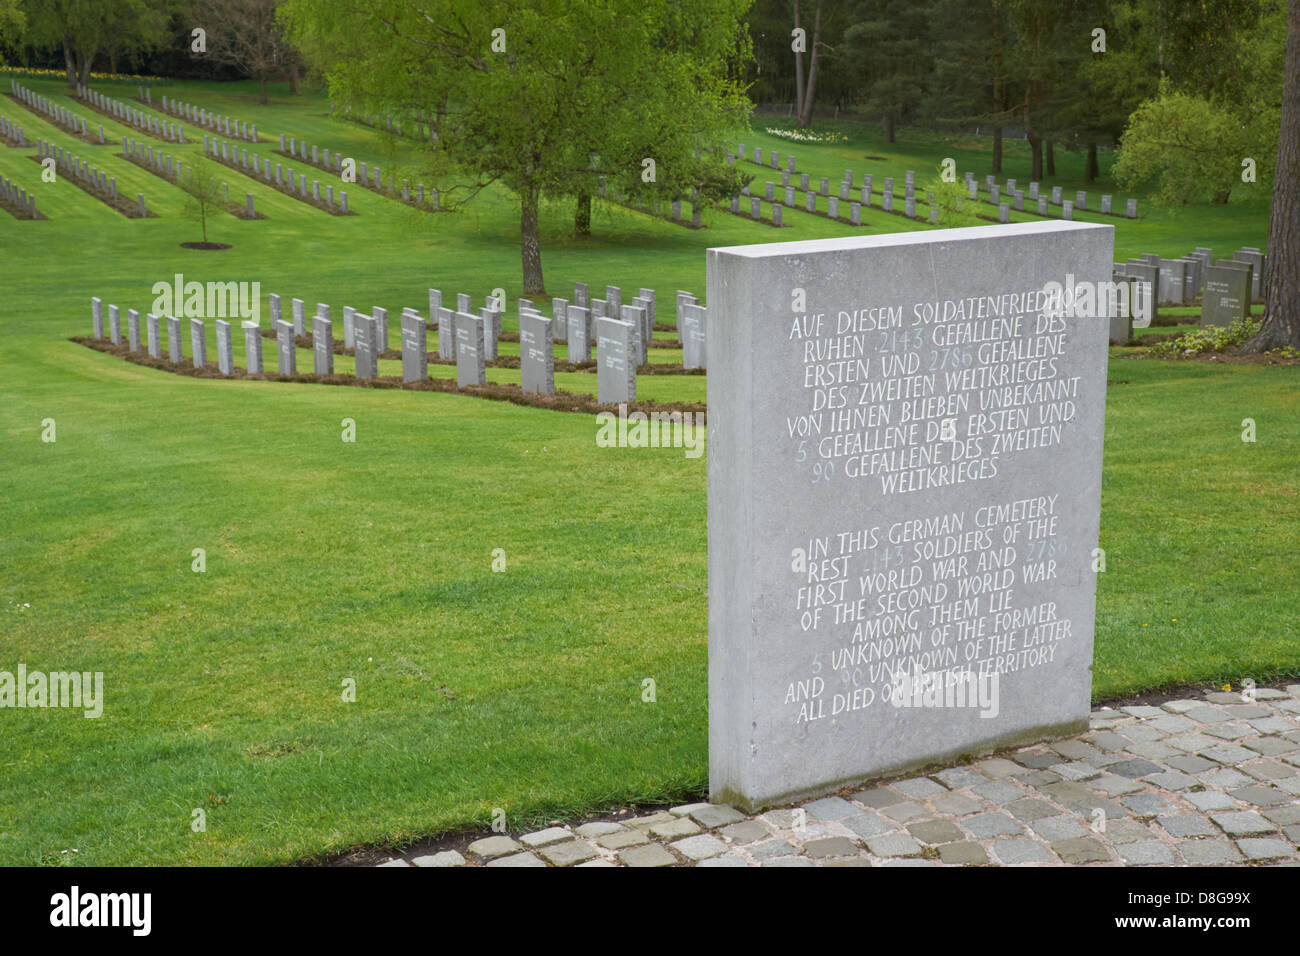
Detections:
[124, 135, 261, 218]
[206, 136, 350, 215]
[77, 85, 184, 143]
[158, 94, 256, 142]
[10, 80, 98, 142]
[340, 106, 438, 143]
[1111, 245, 1266, 330]
[278, 133, 440, 210]
[963, 171, 1137, 220]
[0, 113, 28, 146]
[36, 137, 151, 216]
[0, 173, 38, 218]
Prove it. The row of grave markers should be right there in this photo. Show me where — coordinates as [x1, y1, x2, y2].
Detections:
[1116, 247, 1265, 327]
[0, 113, 27, 144]
[36, 137, 151, 216]
[0, 173, 37, 217]
[207, 136, 350, 212]
[157, 93, 257, 142]
[90, 284, 708, 407]
[123, 135, 261, 218]
[77, 85, 184, 143]
[10, 80, 101, 142]
[280, 133, 440, 208]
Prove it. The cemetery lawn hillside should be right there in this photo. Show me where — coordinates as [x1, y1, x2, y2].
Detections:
[1, 76, 1296, 866]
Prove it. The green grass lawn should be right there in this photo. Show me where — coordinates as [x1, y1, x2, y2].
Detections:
[1, 74, 1296, 866]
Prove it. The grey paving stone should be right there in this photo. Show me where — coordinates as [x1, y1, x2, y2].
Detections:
[1242, 760, 1298, 782]
[649, 817, 700, 840]
[1204, 692, 1245, 704]
[803, 836, 861, 859]
[1144, 771, 1198, 791]
[520, 827, 573, 848]
[823, 857, 873, 867]
[540, 840, 600, 866]
[1283, 825, 1300, 843]
[841, 812, 896, 839]
[1157, 814, 1219, 838]
[1225, 704, 1273, 719]
[1235, 838, 1295, 861]
[939, 841, 990, 865]
[932, 793, 984, 816]
[1161, 699, 1200, 714]
[1183, 706, 1230, 724]
[720, 820, 771, 844]
[932, 767, 985, 790]
[1051, 762, 1100, 782]
[575, 821, 626, 839]
[803, 796, 860, 821]
[1248, 717, 1296, 734]
[1121, 705, 1165, 718]
[1166, 754, 1218, 773]
[1014, 770, 1064, 787]
[1052, 739, 1100, 760]
[1165, 733, 1222, 753]
[1202, 743, 1258, 765]
[1286, 685, 1300, 698]
[974, 758, 1022, 778]
[1275, 776, 1300, 796]
[697, 855, 749, 867]
[670, 801, 711, 817]
[1053, 836, 1111, 863]
[1256, 688, 1292, 700]
[597, 828, 649, 849]
[671, 834, 728, 861]
[907, 819, 965, 844]
[892, 777, 947, 799]
[1178, 839, 1243, 865]
[1202, 723, 1250, 740]
[964, 812, 1024, 838]
[1087, 732, 1130, 753]
[992, 838, 1054, 864]
[1125, 741, 1178, 761]
[881, 858, 939, 867]
[1149, 715, 1197, 734]
[972, 780, 1024, 804]
[1007, 798, 1060, 822]
[576, 859, 618, 867]
[762, 808, 803, 829]
[1229, 784, 1291, 808]
[851, 787, 903, 808]
[1123, 793, 1181, 817]
[411, 850, 466, 867]
[689, 804, 747, 828]
[1012, 751, 1060, 769]
[1090, 774, 1145, 796]
[1031, 815, 1087, 841]
[1184, 790, 1238, 812]
[750, 839, 797, 860]
[1243, 736, 1299, 756]
[763, 856, 814, 867]
[625, 811, 676, 828]
[1109, 758, 1164, 779]
[865, 833, 923, 858]
[1263, 806, 1300, 826]
[486, 852, 547, 867]
[881, 801, 928, 822]
[1200, 768, 1254, 790]
[619, 844, 679, 867]
[1211, 811, 1276, 836]
[1104, 818, 1156, 844]
[1119, 842, 1175, 865]
[376, 859, 410, 867]
[467, 835, 522, 861]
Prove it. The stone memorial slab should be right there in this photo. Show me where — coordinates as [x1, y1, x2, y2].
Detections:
[573, 282, 589, 310]
[519, 311, 556, 395]
[275, 319, 296, 375]
[291, 297, 305, 338]
[312, 315, 334, 375]
[342, 306, 356, 350]
[481, 306, 500, 361]
[167, 316, 183, 363]
[681, 302, 707, 370]
[374, 306, 389, 353]
[705, 221, 1113, 810]
[437, 307, 454, 359]
[92, 297, 103, 339]
[454, 311, 487, 386]
[1123, 260, 1160, 326]
[189, 318, 207, 368]
[401, 310, 427, 383]
[567, 306, 591, 363]
[108, 304, 121, 345]
[146, 313, 161, 359]
[1157, 258, 1187, 306]
[553, 297, 569, 342]
[1233, 249, 1265, 299]
[127, 309, 141, 352]
[596, 316, 636, 405]
[243, 321, 262, 373]
[216, 319, 233, 374]
[457, 293, 471, 313]
[1201, 261, 1252, 327]
[353, 314, 377, 380]
[622, 303, 647, 366]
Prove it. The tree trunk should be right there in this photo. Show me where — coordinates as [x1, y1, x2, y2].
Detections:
[793, 0, 805, 122]
[1046, 140, 1056, 176]
[259, 77, 268, 105]
[63, 38, 77, 88]
[797, 2, 823, 128]
[79, 56, 92, 89]
[1245, 0, 1300, 352]
[1028, 133, 1043, 181]
[884, 113, 895, 144]
[289, 64, 300, 95]
[1085, 142, 1099, 182]
[575, 191, 591, 237]
[992, 126, 1003, 175]
[521, 184, 544, 295]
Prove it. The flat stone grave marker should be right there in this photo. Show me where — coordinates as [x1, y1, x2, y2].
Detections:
[519, 311, 556, 395]
[216, 319, 233, 374]
[681, 302, 707, 370]
[243, 321, 262, 373]
[146, 313, 161, 359]
[596, 315, 636, 405]
[705, 220, 1113, 811]
[108, 305, 121, 345]
[567, 305, 591, 363]
[92, 297, 103, 339]
[189, 318, 207, 368]
[167, 316, 183, 363]
[1201, 260, 1252, 327]
[401, 310, 427, 383]
[276, 319, 296, 375]
[313, 315, 334, 375]
[437, 307, 454, 359]
[353, 314, 377, 380]
[127, 309, 141, 352]
[455, 311, 486, 386]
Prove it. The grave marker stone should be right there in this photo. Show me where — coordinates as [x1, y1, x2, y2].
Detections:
[401, 310, 427, 383]
[189, 318, 207, 368]
[567, 306, 591, 363]
[243, 321, 263, 373]
[146, 313, 161, 359]
[167, 316, 183, 363]
[216, 319, 233, 374]
[1201, 260, 1252, 327]
[276, 319, 296, 375]
[353, 314, 377, 380]
[596, 316, 636, 405]
[454, 311, 487, 386]
[313, 315, 334, 375]
[519, 312, 556, 395]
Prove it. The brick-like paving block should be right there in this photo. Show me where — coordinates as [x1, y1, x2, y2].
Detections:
[972, 780, 1024, 804]
[751, 839, 797, 860]
[842, 813, 896, 839]
[650, 817, 700, 840]
[520, 827, 573, 848]
[802, 796, 860, 821]
[689, 804, 746, 828]
[881, 801, 928, 822]
[625, 811, 676, 828]
[697, 855, 749, 867]
[1157, 814, 1218, 838]
[467, 835, 522, 861]
[1235, 838, 1295, 861]
[671, 834, 728, 861]
[1031, 815, 1087, 841]
[1178, 839, 1242, 865]
[721, 820, 771, 844]
[892, 777, 947, 799]
[1144, 771, 1197, 791]
[1263, 806, 1300, 826]
[619, 844, 679, 867]
[763, 856, 814, 867]
[1087, 732, 1130, 753]
[866, 833, 923, 858]
[1007, 798, 1059, 822]
[1203, 743, 1259, 765]
[575, 821, 625, 839]
[670, 802, 711, 817]
[540, 840, 600, 867]
[1228, 785, 1290, 808]
[1119, 842, 1175, 865]
[1090, 774, 1144, 797]
[932, 767, 984, 790]
[851, 787, 904, 808]
[1103, 818, 1155, 844]
[1121, 705, 1164, 718]
[1166, 755, 1218, 774]
[803, 836, 860, 859]
[411, 850, 466, 867]
[1123, 793, 1180, 817]
[938, 841, 990, 865]
[1211, 811, 1276, 836]
[964, 813, 1024, 838]
[486, 852, 547, 867]
[932, 793, 984, 816]
[1108, 758, 1164, 779]
[974, 758, 1021, 778]
[598, 828, 649, 850]
[1053, 837, 1111, 863]
[907, 819, 964, 844]
[992, 838, 1053, 864]
[1183, 707, 1230, 724]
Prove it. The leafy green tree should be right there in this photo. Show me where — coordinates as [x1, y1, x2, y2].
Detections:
[21, 0, 174, 87]
[844, 0, 933, 144]
[178, 158, 223, 243]
[283, 0, 750, 294]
